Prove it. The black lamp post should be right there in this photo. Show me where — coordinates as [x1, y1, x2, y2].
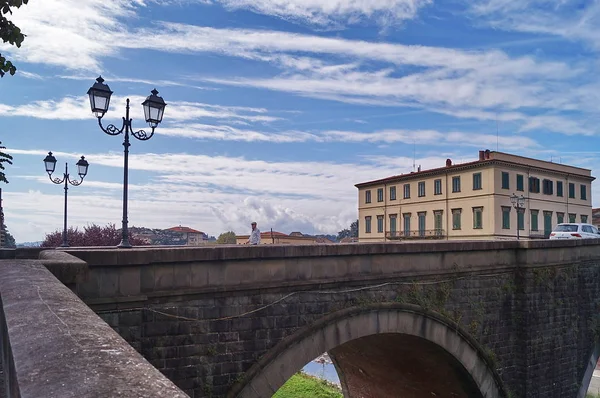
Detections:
[87, 76, 166, 248]
[510, 193, 526, 240]
[43, 152, 89, 247]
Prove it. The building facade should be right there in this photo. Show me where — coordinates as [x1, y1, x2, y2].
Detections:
[356, 150, 594, 242]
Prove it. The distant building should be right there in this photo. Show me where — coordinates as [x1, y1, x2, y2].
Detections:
[593, 208, 600, 227]
[166, 226, 209, 246]
[235, 231, 334, 245]
[356, 149, 594, 242]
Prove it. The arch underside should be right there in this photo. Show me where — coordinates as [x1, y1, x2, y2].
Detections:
[330, 333, 484, 398]
[230, 304, 505, 398]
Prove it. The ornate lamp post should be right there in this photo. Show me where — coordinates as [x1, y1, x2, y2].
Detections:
[87, 76, 167, 248]
[43, 152, 89, 247]
[510, 193, 526, 240]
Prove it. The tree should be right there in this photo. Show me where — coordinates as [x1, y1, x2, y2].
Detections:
[336, 219, 358, 241]
[0, 0, 29, 77]
[0, 141, 12, 184]
[216, 231, 237, 244]
[41, 223, 149, 247]
[1, 223, 15, 247]
[350, 219, 358, 237]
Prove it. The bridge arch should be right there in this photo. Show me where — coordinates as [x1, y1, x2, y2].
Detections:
[228, 303, 507, 398]
[577, 343, 600, 398]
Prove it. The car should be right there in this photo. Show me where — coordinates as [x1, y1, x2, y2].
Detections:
[549, 223, 600, 240]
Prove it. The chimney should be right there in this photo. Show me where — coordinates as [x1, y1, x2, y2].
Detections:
[417, 165, 421, 172]
[484, 149, 490, 159]
[479, 150, 485, 161]
[446, 158, 452, 167]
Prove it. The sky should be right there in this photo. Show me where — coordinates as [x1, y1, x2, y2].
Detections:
[1, 0, 600, 243]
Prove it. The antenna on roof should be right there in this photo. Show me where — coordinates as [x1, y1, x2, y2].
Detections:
[413, 140, 416, 172]
[496, 112, 499, 152]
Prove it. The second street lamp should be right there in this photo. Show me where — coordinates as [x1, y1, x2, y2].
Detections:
[43, 152, 89, 247]
[87, 76, 167, 248]
[510, 193, 526, 240]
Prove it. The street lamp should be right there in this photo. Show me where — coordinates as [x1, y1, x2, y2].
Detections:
[510, 193, 526, 240]
[87, 76, 167, 248]
[43, 152, 89, 247]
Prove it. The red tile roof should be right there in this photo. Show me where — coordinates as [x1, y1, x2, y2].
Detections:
[166, 226, 204, 234]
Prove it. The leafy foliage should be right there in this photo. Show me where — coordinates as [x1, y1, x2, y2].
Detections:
[41, 223, 150, 247]
[336, 219, 358, 241]
[1, 223, 15, 247]
[0, 141, 13, 184]
[273, 373, 342, 398]
[0, 0, 28, 77]
[216, 231, 237, 244]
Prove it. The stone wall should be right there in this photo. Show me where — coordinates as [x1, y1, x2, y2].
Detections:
[60, 240, 600, 398]
[0, 255, 188, 398]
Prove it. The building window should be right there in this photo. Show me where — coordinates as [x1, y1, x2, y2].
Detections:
[557, 181, 563, 197]
[434, 179, 442, 195]
[501, 172, 509, 189]
[452, 176, 461, 193]
[434, 210, 443, 235]
[582, 215, 589, 223]
[403, 213, 411, 236]
[390, 186, 397, 201]
[365, 190, 371, 204]
[418, 181, 426, 197]
[569, 183, 575, 199]
[452, 209, 462, 230]
[516, 174, 524, 192]
[542, 179, 553, 195]
[473, 173, 482, 190]
[473, 207, 483, 229]
[502, 207, 511, 229]
[569, 213, 576, 223]
[531, 210, 539, 231]
[377, 188, 384, 202]
[529, 177, 540, 193]
[377, 215, 384, 233]
[389, 214, 397, 236]
[418, 212, 426, 237]
[581, 184, 587, 200]
[403, 184, 410, 199]
[365, 216, 372, 233]
[557, 212, 564, 224]
[518, 211, 524, 231]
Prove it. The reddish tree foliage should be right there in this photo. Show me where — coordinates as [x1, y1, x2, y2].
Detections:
[41, 223, 149, 247]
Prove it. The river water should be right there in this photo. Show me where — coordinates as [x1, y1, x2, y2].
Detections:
[301, 353, 340, 386]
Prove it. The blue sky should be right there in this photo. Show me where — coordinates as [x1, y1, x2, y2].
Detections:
[1, 0, 600, 242]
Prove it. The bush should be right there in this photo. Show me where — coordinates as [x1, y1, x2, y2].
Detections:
[41, 223, 149, 247]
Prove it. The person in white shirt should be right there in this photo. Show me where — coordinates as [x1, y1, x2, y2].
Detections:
[247, 222, 261, 245]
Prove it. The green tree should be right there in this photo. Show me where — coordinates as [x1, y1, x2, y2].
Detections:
[1, 0, 29, 77]
[0, 141, 13, 184]
[216, 231, 237, 244]
[336, 219, 358, 241]
[1, 223, 15, 247]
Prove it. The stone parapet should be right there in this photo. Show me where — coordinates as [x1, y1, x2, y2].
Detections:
[0, 259, 188, 398]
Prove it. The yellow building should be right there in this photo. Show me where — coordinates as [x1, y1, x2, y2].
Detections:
[356, 150, 594, 242]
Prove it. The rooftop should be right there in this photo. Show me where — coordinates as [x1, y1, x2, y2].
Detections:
[166, 226, 205, 234]
[355, 149, 594, 188]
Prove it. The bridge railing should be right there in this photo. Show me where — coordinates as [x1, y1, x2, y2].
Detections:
[386, 229, 446, 240]
[0, 253, 188, 398]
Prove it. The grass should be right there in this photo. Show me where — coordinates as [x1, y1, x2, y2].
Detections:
[587, 394, 600, 398]
[273, 372, 343, 398]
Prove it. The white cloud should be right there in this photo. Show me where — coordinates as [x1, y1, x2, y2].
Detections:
[466, 1, 600, 49]
[210, 0, 432, 27]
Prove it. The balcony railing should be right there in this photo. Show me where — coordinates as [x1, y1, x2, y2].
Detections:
[386, 229, 446, 240]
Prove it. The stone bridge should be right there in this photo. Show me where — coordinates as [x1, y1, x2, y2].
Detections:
[2, 240, 600, 398]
